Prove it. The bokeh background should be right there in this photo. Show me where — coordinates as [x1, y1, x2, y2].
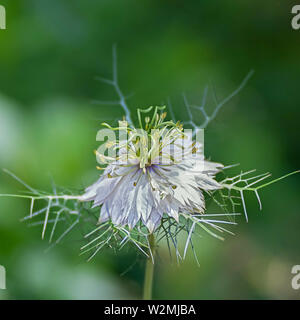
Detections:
[0, 0, 299, 299]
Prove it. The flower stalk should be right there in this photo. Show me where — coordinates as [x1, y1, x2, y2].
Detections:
[143, 233, 156, 300]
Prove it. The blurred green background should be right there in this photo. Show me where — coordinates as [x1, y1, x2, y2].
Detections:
[0, 0, 299, 299]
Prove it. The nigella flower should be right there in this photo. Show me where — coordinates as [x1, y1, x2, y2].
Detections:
[80, 107, 224, 233]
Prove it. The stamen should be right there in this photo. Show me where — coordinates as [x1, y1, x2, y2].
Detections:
[133, 170, 143, 186]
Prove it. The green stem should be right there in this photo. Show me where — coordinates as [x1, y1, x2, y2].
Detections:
[143, 233, 155, 300]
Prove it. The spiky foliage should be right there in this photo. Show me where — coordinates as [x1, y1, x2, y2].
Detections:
[0, 48, 298, 263]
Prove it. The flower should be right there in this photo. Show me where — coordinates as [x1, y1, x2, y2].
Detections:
[80, 109, 223, 233]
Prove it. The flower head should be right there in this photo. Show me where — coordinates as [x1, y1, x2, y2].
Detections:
[81, 107, 223, 232]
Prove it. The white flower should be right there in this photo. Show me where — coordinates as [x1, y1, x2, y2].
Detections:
[80, 115, 223, 233]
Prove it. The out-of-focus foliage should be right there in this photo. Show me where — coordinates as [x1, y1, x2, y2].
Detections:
[0, 0, 299, 299]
